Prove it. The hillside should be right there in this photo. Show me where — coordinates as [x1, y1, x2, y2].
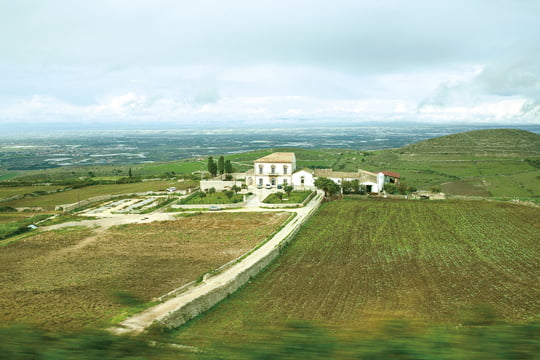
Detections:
[175, 199, 540, 347]
[358, 129, 540, 198]
[400, 129, 540, 157]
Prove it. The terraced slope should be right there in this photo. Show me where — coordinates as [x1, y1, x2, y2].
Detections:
[400, 129, 540, 157]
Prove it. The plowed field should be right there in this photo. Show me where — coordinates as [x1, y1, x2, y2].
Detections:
[0, 212, 288, 330]
[176, 199, 540, 345]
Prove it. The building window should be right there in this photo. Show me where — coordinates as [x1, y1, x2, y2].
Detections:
[283, 178, 288, 184]
[271, 178, 276, 185]
[283, 165, 288, 174]
[259, 178, 263, 185]
[271, 165, 276, 174]
[259, 165, 263, 174]
[301, 176, 305, 184]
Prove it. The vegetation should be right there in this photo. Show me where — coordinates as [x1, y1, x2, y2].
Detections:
[314, 177, 340, 196]
[0, 213, 51, 240]
[180, 191, 243, 204]
[0, 319, 539, 359]
[0, 212, 288, 330]
[175, 199, 539, 347]
[207, 156, 218, 177]
[262, 191, 313, 204]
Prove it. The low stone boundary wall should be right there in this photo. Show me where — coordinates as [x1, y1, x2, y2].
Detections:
[114, 192, 323, 334]
[56, 192, 179, 212]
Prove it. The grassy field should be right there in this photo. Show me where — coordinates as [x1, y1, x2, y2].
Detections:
[179, 191, 244, 204]
[0, 212, 288, 330]
[0, 185, 67, 200]
[174, 199, 540, 346]
[1, 180, 197, 210]
[262, 190, 313, 204]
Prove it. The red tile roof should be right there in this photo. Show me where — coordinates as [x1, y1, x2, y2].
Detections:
[382, 171, 401, 178]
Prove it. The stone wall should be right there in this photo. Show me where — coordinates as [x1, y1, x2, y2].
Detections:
[154, 193, 323, 330]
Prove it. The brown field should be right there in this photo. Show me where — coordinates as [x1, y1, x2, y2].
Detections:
[0, 211, 288, 330]
[175, 199, 540, 346]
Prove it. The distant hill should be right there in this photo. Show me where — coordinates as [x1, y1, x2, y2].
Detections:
[400, 129, 540, 157]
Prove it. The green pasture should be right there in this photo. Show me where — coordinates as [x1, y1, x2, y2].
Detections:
[179, 191, 243, 205]
[262, 191, 313, 204]
[0, 185, 67, 200]
[174, 199, 540, 347]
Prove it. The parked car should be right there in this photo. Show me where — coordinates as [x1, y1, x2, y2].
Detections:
[209, 205, 222, 211]
[277, 184, 282, 189]
[257, 184, 263, 189]
[265, 184, 272, 189]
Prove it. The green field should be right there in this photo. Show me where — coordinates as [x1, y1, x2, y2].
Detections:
[175, 199, 540, 347]
[1, 180, 197, 210]
[0, 185, 67, 200]
[179, 191, 243, 204]
[262, 190, 313, 204]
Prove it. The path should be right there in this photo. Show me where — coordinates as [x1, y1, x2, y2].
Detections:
[111, 191, 323, 334]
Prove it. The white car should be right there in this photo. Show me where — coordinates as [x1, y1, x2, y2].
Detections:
[265, 184, 272, 189]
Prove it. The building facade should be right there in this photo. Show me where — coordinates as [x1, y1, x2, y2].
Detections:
[247, 152, 395, 193]
[252, 152, 296, 187]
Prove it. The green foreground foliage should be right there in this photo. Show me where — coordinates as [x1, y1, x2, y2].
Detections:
[1, 319, 539, 359]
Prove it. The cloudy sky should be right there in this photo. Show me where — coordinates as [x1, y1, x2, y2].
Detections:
[1, 0, 539, 129]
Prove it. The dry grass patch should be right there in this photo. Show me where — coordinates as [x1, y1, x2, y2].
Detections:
[0, 212, 288, 330]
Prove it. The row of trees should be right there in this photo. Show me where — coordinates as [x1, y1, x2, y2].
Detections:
[207, 156, 233, 177]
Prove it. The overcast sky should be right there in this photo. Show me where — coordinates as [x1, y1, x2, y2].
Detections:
[1, 0, 539, 128]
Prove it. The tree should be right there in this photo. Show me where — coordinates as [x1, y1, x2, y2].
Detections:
[207, 187, 216, 195]
[224, 159, 233, 174]
[198, 191, 207, 198]
[275, 191, 284, 202]
[231, 184, 241, 194]
[341, 179, 359, 194]
[224, 190, 235, 200]
[314, 177, 340, 197]
[207, 157, 218, 177]
[283, 184, 294, 198]
[218, 156, 225, 175]
[128, 168, 132, 178]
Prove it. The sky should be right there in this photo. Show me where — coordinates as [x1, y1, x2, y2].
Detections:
[1, 0, 539, 129]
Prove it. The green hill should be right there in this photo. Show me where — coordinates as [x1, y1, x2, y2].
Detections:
[358, 129, 540, 198]
[400, 129, 540, 157]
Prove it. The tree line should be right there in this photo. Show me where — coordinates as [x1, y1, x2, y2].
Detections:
[207, 156, 233, 178]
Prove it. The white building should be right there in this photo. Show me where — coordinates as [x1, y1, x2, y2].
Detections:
[249, 152, 296, 187]
[246, 152, 394, 193]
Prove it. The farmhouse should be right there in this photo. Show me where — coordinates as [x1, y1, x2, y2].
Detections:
[246, 152, 296, 188]
[247, 152, 398, 193]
